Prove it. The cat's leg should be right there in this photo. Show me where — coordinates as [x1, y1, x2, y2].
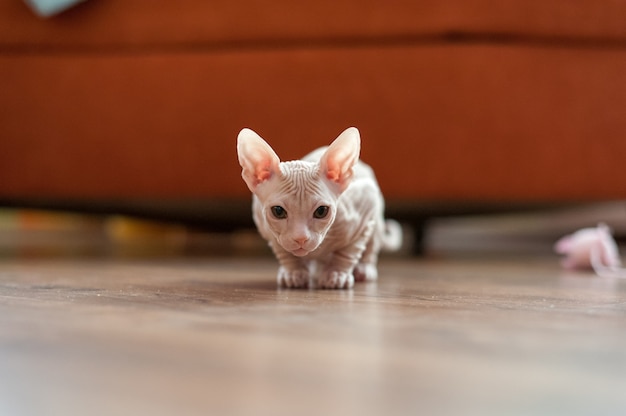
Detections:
[353, 234, 380, 282]
[319, 221, 375, 289]
[271, 244, 310, 288]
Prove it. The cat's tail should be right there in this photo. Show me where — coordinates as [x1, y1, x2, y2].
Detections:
[381, 219, 403, 251]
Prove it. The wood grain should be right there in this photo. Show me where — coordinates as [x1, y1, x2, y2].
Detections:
[1, 256, 625, 416]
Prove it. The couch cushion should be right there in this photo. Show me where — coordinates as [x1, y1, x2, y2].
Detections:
[3, 44, 626, 200]
[2, 0, 626, 49]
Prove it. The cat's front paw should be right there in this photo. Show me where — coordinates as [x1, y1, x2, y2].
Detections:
[318, 270, 354, 289]
[354, 263, 378, 282]
[277, 267, 309, 288]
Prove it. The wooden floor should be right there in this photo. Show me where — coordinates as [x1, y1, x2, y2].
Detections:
[1, 251, 626, 416]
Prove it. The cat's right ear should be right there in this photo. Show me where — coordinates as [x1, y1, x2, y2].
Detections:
[319, 127, 361, 194]
[237, 128, 281, 192]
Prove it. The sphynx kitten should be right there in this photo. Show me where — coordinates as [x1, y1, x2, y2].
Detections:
[237, 127, 402, 289]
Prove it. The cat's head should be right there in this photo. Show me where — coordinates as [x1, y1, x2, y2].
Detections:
[237, 127, 360, 257]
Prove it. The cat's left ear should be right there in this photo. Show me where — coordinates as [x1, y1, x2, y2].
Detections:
[319, 127, 361, 193]
[237, 128, 281, 192]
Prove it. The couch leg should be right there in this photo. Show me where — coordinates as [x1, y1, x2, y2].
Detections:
[409, 219, 428, 256]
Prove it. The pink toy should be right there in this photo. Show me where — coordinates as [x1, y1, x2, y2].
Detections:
[554, 223, 626, 277]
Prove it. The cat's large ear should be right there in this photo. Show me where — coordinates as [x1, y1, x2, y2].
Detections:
[319, 127, 361, 193]
[237, 128, 281, 192]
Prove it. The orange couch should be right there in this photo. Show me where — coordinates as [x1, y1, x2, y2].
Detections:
[2, 1, 626, 230]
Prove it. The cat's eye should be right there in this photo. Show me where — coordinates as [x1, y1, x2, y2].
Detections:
[313, 205, 330, 219]
[270, 206, 287, 219]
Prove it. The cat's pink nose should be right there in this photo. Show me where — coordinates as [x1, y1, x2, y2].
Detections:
[293, 236, 309, 246]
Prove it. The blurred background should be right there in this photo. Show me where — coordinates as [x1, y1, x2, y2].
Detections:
[2, 0, 626, 257]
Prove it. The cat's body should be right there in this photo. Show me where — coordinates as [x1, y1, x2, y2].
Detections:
[237, 127, 401, 289]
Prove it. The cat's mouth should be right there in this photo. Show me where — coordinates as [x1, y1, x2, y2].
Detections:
[291, 247, 311, 257]
[278, 236, 320, 257]
[288, 242, 320, 257]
